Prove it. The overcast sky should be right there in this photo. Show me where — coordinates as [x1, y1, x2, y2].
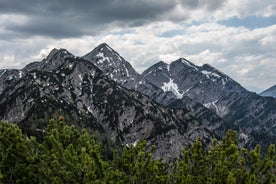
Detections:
[0, 0, 275, 92]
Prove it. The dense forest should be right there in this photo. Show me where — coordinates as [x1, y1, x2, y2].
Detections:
[0, 116, 275, 184]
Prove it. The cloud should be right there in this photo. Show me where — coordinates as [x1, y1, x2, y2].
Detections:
[0, 0, 275, 92]
[178, 0, 226, 11]
[81, 22, 275, 92]
[0, 0, 230, 39]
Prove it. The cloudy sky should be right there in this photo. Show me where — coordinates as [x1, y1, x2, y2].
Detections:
[0, 0, 275, 92]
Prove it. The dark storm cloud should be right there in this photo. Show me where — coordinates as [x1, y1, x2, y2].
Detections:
[0, 0, 226, 39]
[5, 16, 87, 38]
[179, 0, 226, 10]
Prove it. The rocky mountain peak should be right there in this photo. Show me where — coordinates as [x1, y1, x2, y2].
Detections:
[45, 48, 74, 62]
[35, 48, 75, 71]
[82, 43, 123, 65]
[142, 61, 169, 77]
[93, 42, 115, 52]
[156, 60, 168, 67]
[170, 58, 199, 72]
[82, 43, 165, 98]
[82, 43, 136, 79]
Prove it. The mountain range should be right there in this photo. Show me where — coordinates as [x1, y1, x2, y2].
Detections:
[0, 43, 275, 159]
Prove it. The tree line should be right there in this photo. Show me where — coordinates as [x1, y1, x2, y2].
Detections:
[0, 116, 275, 183]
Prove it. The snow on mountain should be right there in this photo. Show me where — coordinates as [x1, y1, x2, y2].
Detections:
[82, 44, 226, 138]
[1, 43, 274, 157]
[82, 43, 173, 100]
[161, 79, 183, 99]
[0, 47, 218, 161]
[143, 58, 276, 152]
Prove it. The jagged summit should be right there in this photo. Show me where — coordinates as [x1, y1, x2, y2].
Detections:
[45, 48, 74, 61]
[170, 58, 199, 71]
[156, 60, 168, 66]
[82, 43, 165, 98]
[94, 42, 113, 51]
[82, 43, 136, 79]
[143, 57, 246, 114]
[82, 43, 121, 63]
[142, 61, 169, 77]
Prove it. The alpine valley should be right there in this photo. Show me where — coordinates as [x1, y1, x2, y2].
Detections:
[0, 43, 275, 160]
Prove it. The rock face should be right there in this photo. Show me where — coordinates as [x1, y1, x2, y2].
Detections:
[0, 69, 21, 94]
[143, 58, 276, 149]
[0, 48, 217, 161]
[260, 85, 276, 98]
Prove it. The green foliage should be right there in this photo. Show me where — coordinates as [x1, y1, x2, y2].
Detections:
[171, 130, 276, 184]
[0, 121, 275, 184]
[112, 141, 168, 183]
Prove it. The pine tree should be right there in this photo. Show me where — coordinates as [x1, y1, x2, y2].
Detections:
[1, 120, 275, 183]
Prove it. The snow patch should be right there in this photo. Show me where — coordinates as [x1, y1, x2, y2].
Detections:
[19, 71, 22, 78]
[222, 78, 229, 85]
[87, 106, 93, 113]
[143, 70, 152, 77]
[33, 72, 37, 79]
[185, 86, 193, 93]
[0, 70, 7, 78]
[79, 74, 82, 81]
[167, 64, 170, 72]
[201, 70, 221, 81]
[204, 100, 219, 113]
[239, 133, 248, 141]
[132, 140, 138, 147]
[126, 140, 138, 148]
[96, 52, 111, 64]
[123, 65, 129, 77]
[161, 79, 183, 99]
[106, 45, 113, 52]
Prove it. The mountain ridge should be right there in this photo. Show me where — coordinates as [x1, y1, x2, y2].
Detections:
[143, 57, 276, 149]
[0, 43, 275, 157]
[0, 46, 219, 160]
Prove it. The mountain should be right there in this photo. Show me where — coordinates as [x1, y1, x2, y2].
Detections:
[1, 43, 274, 158]
[143, 58, 276, 149]
[260, 85, 276, 98]
[82, 43, 226, 136]
[82, 43, 168, 99]
[0, 48, 216, 161]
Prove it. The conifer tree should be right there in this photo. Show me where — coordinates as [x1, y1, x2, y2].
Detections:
[1, 120, 275, 183]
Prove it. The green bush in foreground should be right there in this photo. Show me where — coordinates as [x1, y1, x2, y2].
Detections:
[0, 118, 275, 184]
